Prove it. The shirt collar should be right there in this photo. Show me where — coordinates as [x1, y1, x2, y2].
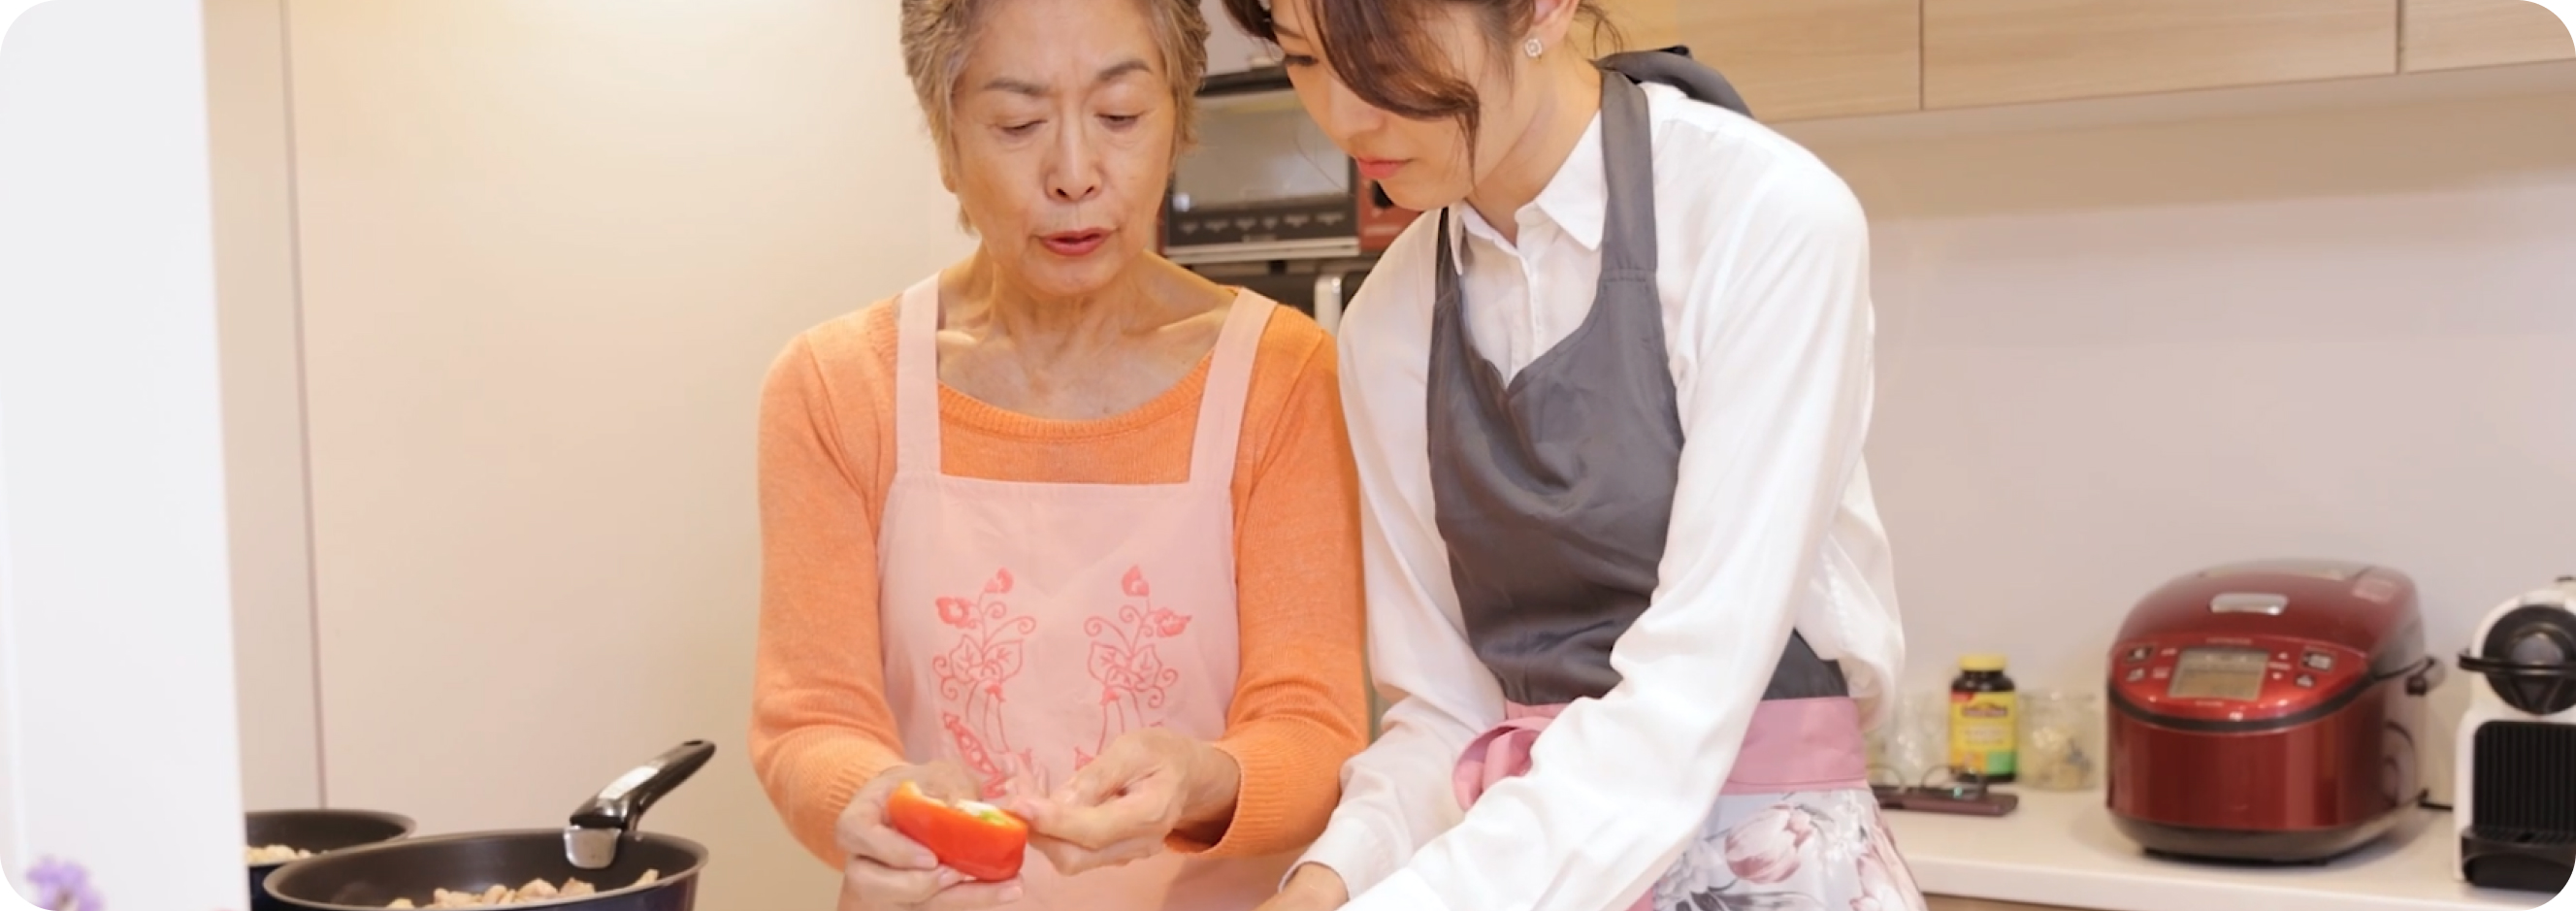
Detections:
[1442, 109, 1610, 276]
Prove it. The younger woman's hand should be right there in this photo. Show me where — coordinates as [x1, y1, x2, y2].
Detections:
[1254, 863, 1350, 911]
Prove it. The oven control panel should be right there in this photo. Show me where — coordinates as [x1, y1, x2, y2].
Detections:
[2110, 635, 2367, 721]
[1166, 197, 1355, 249]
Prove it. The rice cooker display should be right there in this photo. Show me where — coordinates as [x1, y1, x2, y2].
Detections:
[2116, 634, 2366, 723]
[2168, 647, 2269, 700]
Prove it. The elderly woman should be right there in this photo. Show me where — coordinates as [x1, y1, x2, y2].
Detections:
[748, 0, 1370, 908]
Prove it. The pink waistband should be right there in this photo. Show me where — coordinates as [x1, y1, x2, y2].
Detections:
[1452, 697, 1871, 812]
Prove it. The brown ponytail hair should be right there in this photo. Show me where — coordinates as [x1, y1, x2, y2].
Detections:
[1218, 0, 1622, 143]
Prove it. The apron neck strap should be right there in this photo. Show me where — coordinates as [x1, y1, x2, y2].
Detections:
[1430, 67, 1662, 281]
[1186, 291, 1273, 485]
[1597, 47, 1755, 119]
[1595, 67, 1658, 278]
[893, 275, 945, 477]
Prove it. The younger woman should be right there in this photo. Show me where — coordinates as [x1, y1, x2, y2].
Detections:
[1219, 1, 1929, 909]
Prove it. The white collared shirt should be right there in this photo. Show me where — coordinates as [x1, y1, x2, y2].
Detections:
[1305, 81, 1908, 911]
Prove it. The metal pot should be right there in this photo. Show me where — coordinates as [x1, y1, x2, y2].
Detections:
[263, 741, 714, 911]
[247, 809, 417, 911]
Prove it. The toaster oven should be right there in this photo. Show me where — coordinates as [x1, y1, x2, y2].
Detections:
[1162, 68, 1415, 267]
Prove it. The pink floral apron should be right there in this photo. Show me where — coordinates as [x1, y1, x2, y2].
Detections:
[874, 275, 1292, 910]
[1455, 699, 1926, 911]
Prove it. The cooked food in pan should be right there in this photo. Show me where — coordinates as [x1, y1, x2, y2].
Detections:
[381, 871, 659, 908]
[246, 844, 315, 864]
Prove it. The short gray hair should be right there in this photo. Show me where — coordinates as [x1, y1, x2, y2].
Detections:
[900, 0, 1212, 158]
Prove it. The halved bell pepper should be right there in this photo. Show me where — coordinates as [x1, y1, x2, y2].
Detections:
[886, 781, 1029, 882]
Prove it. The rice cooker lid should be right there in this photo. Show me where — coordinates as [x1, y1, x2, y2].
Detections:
[2119, 559, 2421, 657]
[2110, 560, 2428, 731]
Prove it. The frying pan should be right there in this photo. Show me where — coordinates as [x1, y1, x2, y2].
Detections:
[264, 741, 715, 911]
[246, 809, 417, 911]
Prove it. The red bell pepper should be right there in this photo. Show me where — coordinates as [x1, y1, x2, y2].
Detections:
[886, 781, 1029, 883]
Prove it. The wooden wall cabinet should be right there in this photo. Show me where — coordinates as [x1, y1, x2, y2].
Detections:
[1923, 0, 2400, 109]
[1676, 0, 1925, 120]
[1595, 0, 1679, 51]
[1597, 0, 2567, 123]
[2402, 0, 2576, 72]
[1594, 0, 1921, 121]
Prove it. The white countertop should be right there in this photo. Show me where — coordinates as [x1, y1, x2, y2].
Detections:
[1882, 789, 2563, 911]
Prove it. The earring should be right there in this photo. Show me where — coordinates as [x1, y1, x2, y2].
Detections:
[1523, 37, 1543, 58]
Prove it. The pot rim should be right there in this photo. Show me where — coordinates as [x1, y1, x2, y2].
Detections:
[246, 808, 421, 872]
[260, 829, 707, 911]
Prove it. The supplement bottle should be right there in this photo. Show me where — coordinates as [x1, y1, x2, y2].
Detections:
[1948, 654, 2018, 784]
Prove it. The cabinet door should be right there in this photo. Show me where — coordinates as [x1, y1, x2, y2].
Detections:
[1924, 0, 2398, 109]
[1669, 0, 1924, 120]
[2403, 0, 2576, 71]
[1594, 0, 1679, 51]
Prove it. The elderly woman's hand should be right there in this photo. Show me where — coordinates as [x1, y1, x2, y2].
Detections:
[835, 762, 1023, 911]
[1011, 728, 1241, 876]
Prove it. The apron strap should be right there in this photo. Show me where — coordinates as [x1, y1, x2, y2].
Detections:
[1595, 68, 1659, 279]
[1188, 292, 1275, 485]
[892, 275, 945, 478]
[1596, 47, 1755, 120]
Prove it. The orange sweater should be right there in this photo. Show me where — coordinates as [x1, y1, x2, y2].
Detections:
[749, 295, 1369, 868]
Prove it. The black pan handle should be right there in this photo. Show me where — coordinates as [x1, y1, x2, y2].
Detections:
[569, 740, 715, 835]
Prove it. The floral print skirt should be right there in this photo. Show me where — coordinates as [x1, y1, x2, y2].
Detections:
[1649, 788, 1928, 911]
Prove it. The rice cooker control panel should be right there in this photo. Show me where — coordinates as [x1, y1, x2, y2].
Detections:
[2111, 635, 2364, 722]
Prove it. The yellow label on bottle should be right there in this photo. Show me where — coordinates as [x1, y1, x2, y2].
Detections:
[1948, 691, 2017, 776]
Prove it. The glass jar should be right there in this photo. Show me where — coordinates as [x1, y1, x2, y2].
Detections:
[2019, 688, 2104, 792]
[1868, 690, 1957, 791]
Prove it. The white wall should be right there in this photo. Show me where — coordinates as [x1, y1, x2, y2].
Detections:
[209, 0, 326, 813]
[1804, 88, 2576, 800]
[0, 0, 253, 907]
[276, 2, 972, 907]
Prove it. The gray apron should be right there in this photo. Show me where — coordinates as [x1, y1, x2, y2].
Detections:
[1428, 50, 1928, 911]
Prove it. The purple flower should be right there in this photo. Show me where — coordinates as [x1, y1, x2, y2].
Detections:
[26, 857, 104, 911]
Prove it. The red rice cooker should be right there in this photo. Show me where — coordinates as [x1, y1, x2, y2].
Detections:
[2106, 559, 2444, 863]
